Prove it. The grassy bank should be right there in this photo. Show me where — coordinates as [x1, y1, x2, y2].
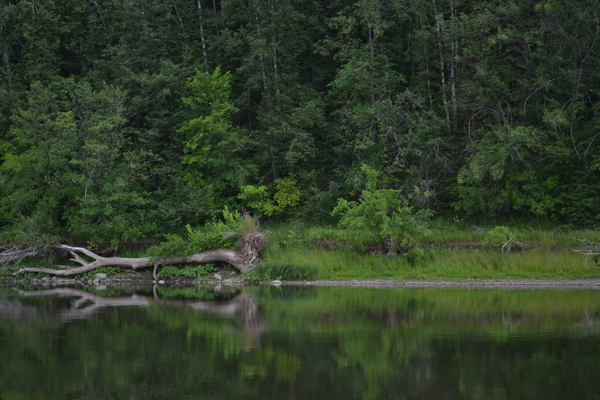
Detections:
[258, 221, 600, 281]
[3, 220, 600, 282]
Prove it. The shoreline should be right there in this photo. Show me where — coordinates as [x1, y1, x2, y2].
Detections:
[281, 278, 600, 289]
[3, 277, 600, 289]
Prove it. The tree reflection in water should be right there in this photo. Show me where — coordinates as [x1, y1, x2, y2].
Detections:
[1, 285, 600, 400]
[15, 286, 266, 334]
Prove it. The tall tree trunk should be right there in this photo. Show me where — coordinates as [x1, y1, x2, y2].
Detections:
[423, 46, 433, 107]
[197, 0, 208, 71]
[255, 15, 268, 91]
[173, 4, 184, 27]
[450, 1, 458, 133]
[268, 0, 280, 96]
[90, 0, 109, 35]
[432, 0, 450, 131]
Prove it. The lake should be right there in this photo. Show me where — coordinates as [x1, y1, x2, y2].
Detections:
[1, 283, 599, 399]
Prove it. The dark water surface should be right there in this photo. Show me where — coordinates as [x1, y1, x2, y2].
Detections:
[1, 284, 599, 400]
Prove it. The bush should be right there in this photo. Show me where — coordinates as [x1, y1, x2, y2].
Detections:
[156, 263, 218, 279]
[238, 175, 301, 217]
[331, 165, 430, 255]
[484, 226, 523, 252]
[147, 207, 244, 260]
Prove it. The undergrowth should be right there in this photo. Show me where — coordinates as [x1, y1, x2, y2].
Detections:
[3, 217, 600, 282]
[155, 263, 219, 279]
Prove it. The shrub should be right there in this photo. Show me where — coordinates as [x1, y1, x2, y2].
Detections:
[331, 165, 429, 255]
[156, 263, 218, 279]
[147, 207, 246, 260]
[238, 175, 301, 217]
[483, 226, 513, 245]
[484, 226, 523, 252]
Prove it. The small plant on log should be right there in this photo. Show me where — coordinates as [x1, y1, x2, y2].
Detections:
[484, 226, 524, 252]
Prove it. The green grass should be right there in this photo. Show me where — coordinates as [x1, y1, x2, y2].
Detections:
[260, 220, 600, 281]
[423, 225, 600, 247]
[261, 246, 599, 280]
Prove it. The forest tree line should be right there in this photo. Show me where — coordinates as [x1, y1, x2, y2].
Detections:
[1, 0, 599, 246]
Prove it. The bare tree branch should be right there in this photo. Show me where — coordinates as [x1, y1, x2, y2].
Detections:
[11, 232, 267, 277]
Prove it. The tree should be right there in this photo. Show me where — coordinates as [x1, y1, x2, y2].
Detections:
[179, 66, 253, 205]
[431, 0, 600, 222]
[331, 165, 429, 255]
[322, 0, 447, 208]
[454, 124, 559, 216]
[1, 78, 155, 244]
[217, 0, 331, 196]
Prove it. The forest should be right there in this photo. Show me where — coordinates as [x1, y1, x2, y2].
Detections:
[1, 0, 600, 249]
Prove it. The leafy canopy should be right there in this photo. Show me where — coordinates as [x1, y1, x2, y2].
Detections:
[238, 175, 301, 217]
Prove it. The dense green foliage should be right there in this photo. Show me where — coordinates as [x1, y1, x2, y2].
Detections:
[2, 0, 600, 247]
[146, 207, 242, 260]
[156, 263, 218, 279]
[331, 165, 430, 254]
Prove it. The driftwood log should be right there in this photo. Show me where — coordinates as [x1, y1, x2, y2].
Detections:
[11, 232, 266, 277]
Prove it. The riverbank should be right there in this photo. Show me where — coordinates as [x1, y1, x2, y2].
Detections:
[283, 278, 600, 288]
[2, 223, 600, 284]
[3, 244, 600, 284]
[255, 222, 600, 281]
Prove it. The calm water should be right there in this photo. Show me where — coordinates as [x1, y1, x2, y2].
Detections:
[1, 284, 600, 400]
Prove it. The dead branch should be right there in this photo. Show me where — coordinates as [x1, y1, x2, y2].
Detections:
[12, 232, 267, 277]
[501, 237, 524, 252]
[573, 249, 600, 263]
[0, 231, 60, 266]
[573, 240, 600, 263]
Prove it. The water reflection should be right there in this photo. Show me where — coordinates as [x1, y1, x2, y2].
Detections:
[15, 287, 152, 321]
[0, 284, 599, 400]
[10, 285, 266, 334]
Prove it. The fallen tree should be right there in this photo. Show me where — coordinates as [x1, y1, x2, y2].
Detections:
[5, 210, 266, 278]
